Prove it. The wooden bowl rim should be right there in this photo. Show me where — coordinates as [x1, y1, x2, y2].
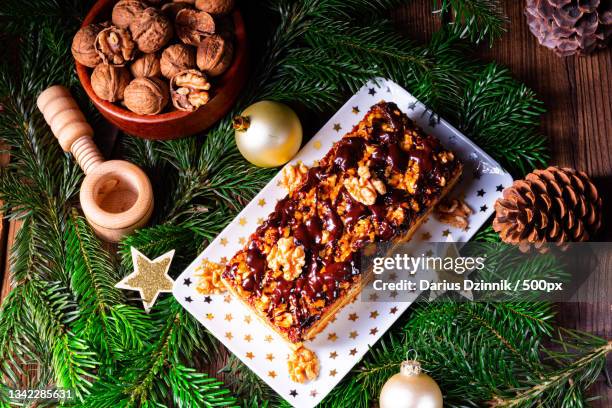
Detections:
[75, 0, 247, 125]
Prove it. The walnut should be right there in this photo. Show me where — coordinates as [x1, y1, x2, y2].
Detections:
[344, 165, 386, 205]
[175, 9, 215, 46]
[196, 34, 233, 77]
[195, 259, 226, 294]
[266, 237, 305, 281]
[170, 69, 211, 111]
[287, 346, 319, 383]
[71, 22, 109, 67]
[160, 1, 190, 18]
[95, 26, 136, 66]
[195, 0, 235, 15]
[160, 44, 196, 79]
[129, 7, 173, 53]
[435, 198, 473, 230]
[91, 64, 131, 102]
[280, 162, 308, 193]
[130, 53, 162, 78]
[111, 0, 147, 29]
[124, 77, 169, 115]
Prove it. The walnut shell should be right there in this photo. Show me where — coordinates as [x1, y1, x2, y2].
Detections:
[124, 77, 169, 115]
[95, 26, 136, 66]
[71, 22, 109, 67]
[170, 69, 211, 111]
[160, 1, 190, 18]
[130, 53, 162, 78]
[91, 64, 132, 102]
[161, 44, 196, 79]
[129, 7, 173, 53]
[175, 9, 215, 46]
[195, 0, 234, 15]
[111, 0, 147, 28]
[196, 34, 233, 76]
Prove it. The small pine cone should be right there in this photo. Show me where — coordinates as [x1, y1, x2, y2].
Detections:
[493, 166, 602, 251]
[525, 0, 612, 57]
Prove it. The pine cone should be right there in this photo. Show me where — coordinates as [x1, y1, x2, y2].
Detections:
[525, 0, 612, 56]
[493, 166, 602, 251]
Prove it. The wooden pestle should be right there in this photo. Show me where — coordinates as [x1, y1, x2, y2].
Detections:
[37, 85, 154, 242]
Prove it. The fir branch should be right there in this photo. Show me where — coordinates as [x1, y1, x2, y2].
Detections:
[434, 0, 507, 44]
[219, 355, 283, 405]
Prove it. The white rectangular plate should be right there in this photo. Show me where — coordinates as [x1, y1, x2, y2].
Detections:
[173, 79, 513, 407]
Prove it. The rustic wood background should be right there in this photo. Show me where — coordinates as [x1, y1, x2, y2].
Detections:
[0, 0, 610, 405]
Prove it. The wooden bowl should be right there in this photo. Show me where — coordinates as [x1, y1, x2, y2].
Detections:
[75, 0, 249, 140]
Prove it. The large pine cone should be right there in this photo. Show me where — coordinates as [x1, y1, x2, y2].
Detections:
[525, 0, 612, 56]
[493, 166, 602, 251]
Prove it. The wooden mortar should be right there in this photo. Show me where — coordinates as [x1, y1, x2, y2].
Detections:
[37, 85, 154, 242]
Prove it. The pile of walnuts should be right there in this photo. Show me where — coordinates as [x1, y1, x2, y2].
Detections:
[71, 0, 235, 115]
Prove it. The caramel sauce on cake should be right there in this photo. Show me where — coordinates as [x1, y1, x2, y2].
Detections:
[222, 101, 462, 343]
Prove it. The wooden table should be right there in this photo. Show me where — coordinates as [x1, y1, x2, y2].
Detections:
[1, 0, 610, 404]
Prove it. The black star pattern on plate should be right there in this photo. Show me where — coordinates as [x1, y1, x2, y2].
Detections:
[368, 87, 376, 96]
[333, 123, 342, 132]
[477, 189, 486, 197]
[496, 184, 504, 192]
[289, 390, 298, 397]
[386, 86, 391, 93]
[183, 278, 192, 286]
[480, 205, 488, 212]
[352, 106, 360, 114]
[204, 296, 212, 304]
[407, 101, 417, 110]
[185, 296, 193, 303]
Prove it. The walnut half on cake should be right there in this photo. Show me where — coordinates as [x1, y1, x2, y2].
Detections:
[221, 101, 463, 346]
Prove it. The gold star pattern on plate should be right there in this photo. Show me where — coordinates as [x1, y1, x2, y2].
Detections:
[369, 293, 379, 301]
[329, 369, 337, 377]
[238, 217, 247, 226]
[442, 229, 451, 237]
[225, 332, 233, 340]
[313, 140, 322, 150]
[352, 106, 360, 114]
[264, 335, 273, 343]
[258, 199, 266, 207]
[220, 238, 228, 246]
[238, 237, 246, 245]
[225, 313, 233, 322]
[244, 334, 253, 342]
[266, 353, 275, 361]
[244, 315, 252, 324]
[327, 332, 338, 342]
[257, 217, 264, 225]
[348, 313, 359, 321]
[349, 348, 357, 356]
[220, 256, 228, 264]
[268, 371, 277, 379]
[246, 352, 255, 359]
[116, 248, 175, 313]
[349, 331, 359, 339]
[206, 313, 214, 320]
[369, 327, 379, 335]
[223, 294, 232, 303]
[333, 123, 342, 132]
[329, 351, 338, 359]
[421, 232, 432, 240]
[370, 310, 379, 319]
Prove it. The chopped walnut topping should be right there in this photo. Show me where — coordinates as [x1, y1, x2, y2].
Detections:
[435, 198, 473, 230]
[195, 259, 226, 294]
[287, 346, 319, 383]
[344, 165, 386, 205]
[280, 162, 309, 193]
[266, 237, 305, 281]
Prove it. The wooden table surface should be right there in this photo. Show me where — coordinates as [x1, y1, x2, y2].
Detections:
[1, 0, 610, 405]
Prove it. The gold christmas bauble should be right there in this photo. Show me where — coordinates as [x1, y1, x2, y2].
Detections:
[233, 101, 302, 168]
[379, 359, 443, 408]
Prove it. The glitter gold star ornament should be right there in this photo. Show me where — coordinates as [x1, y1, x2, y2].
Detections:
[116, 247, 175, 313]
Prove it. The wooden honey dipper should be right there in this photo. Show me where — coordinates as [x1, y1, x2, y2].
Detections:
[37, 85, 154, 242]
